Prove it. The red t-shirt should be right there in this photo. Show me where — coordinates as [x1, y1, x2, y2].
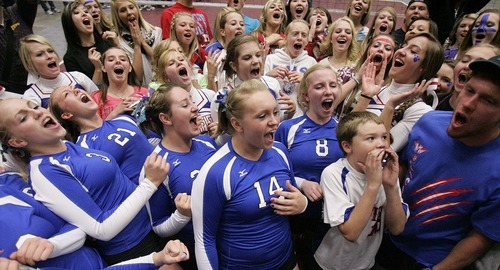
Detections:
[160, 2, 212, 48]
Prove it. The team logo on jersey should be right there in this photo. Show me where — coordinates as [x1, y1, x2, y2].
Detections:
[412, 141, 428, 162]
[63, 156, 71, 162]
[92, 135, 99, 141]
[239, 169, 248, 177]
[172, 159, 181, 166]
[302, 128, 311, 134]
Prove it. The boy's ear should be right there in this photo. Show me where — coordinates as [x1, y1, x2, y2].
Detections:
[341, 141, 352, 154]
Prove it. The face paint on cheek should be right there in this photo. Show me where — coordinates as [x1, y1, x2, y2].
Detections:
[447, 81, 452, 88]
[472, 14, 497, 34]
[413, 54, 420, 63]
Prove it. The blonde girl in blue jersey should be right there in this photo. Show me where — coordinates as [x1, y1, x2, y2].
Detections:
[0, 98, 170, 265]
[275, 62, 345, 268]
[140, 83, 218, 269]
[191, 79, 308, 269]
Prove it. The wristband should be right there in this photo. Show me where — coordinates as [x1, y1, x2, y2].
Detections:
[352, 76, 360, 85]
[360, 94, 372, 100]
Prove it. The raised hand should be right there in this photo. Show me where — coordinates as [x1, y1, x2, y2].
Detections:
[144, 152, 170, 187]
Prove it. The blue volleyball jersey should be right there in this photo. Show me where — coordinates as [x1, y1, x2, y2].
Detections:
[76, 115, 153, 184]
[152, 135, 217, 247]
[391, 111, 500, 267]
[28, 142, 154, 256]
[275, 115, 344, 218]
[0, 173, 104, 269]
[192, 140, 296, 269]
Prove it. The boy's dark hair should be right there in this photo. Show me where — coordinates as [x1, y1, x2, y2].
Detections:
[336, 112, 384, 156]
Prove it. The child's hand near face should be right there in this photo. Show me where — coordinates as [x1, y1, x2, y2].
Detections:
[360, 148, 385, 189]
[382, 149, 399, 188]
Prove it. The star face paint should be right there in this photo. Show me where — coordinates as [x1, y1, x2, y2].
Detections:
[471, 13, 499, 45]
[413, 54, 420, 62]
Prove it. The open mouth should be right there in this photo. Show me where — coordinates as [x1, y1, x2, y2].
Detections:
[114, 67, 124, 74]
[453, 112, 467, 126]
[273, 12, 281, 19]
[233, 0, 238, 4]
[250, 67, 260, 76]
[458, 72, 467, 84]
[379, 24, 388, 32]
[83, 18, 92, 25]
[179, 66, 188, 77]
[92, 14, 99, 19]
[189, 115, 198, 126]
[264, 130, 276, 141]
[296, 7, 304, 15]
[184, 33, 192, 38]
[337, 39, 347, 44]
[235, 31, 243, 36]
[410, 15, 418, 21]
[128, 17, 136, 23]
[393, 59, 404, 67]
[316, 19, 322, 26]
[322, 99, 333, 110]
[80, 94, 90, 103]
[354, 5, 362, 11]
[48, 61, 57, 68]
[43, 117, 57, 128]
[372, 54, 383, 63]
[293, 43, 303, 50]
[475, 33, 486, 40]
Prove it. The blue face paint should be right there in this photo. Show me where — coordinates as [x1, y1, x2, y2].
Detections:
[446, 81, 452, 88]
[413, 54, 420, 63]
[472, 14, 497, 44]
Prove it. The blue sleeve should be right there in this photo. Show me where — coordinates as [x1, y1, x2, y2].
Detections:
[275, 122, 289, 147]
[30, 159, 157, 241]
[191, 160, 228, 269]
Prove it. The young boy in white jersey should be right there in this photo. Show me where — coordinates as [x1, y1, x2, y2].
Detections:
[314, 111, 408, 270]
[264, 19, 317, 118]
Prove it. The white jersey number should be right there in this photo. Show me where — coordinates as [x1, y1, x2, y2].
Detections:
[253, 176, 282, 208]
[315, 139, 329, 157]
[107, 128, 137, 146]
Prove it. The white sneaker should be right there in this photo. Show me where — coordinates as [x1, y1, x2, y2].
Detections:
[45, 10, 54, 15]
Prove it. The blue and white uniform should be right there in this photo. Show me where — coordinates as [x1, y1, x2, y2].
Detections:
[192, 140, 296, 269]
[316, 158, 408, 269]
[148, 135, 216, 241]
[76, 115, 153, 184]
[22, 71, 98, 108]
[391, 111, 500, 267]
[275, 115, 344, 219]
[0, 172, 104, 269]
[28, 142, 157, 256]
